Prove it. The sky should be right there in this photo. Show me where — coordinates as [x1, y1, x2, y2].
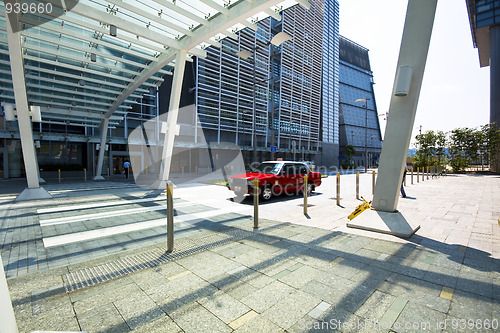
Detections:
[338, 0, 490, 145]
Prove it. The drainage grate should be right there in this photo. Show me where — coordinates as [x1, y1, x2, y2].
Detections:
[62, 227, 261, 292]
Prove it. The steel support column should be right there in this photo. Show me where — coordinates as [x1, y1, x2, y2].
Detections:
[156, 50, 187, 188]
[373, 0, 437, 212]
[347, 0, 437, 237]
[5, 11, 51, 200]
[94, 118, 109, 180]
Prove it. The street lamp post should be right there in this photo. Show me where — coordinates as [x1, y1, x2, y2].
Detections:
[237, 32, 292, 164]
[355, 98, 370, 173]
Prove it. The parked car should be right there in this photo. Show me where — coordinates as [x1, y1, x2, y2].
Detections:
[302, 161, 315, 171]
[227, 161, 322, 200]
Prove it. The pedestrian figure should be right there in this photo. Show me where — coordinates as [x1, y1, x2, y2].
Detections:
[124, 160, 131, 179]
[401, 166, 407, 198]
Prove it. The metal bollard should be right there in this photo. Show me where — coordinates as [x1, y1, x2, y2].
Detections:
[195, 165, 198, 175]
[372, 170, 376, 195]
[253, 178, 259, 229]
[404, 170, 407, 186]
[336, 173, 340, 206]
[84, 168, 87, 182]
[427, 167, 429, 180]
[107, 168, 110, 181]
[58, 169, 61, 184]
[411, 168, 414, 184]
[422, 167, 425, 182]
[182, 166, 184, 174]
[417, 168, 420, 183]
[356, 172, 360, 200]
[166, 181, 174, 253]
[303, 174, 308, 215]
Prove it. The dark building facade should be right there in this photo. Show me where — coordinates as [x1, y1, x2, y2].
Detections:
[466, 0, 500, 171]
[338, 36, 382, 168]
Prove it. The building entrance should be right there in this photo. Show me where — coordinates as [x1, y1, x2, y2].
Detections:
[0, 148, 7, 179]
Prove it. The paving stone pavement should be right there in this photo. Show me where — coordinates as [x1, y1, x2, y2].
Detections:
[1, 173, 499, 332]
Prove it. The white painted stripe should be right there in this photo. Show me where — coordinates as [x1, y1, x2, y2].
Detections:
[0, 196, 16, 200]
[48, 185, 138, 194]
[308, 301, 331, 319]
[39, 205, 166, 226]
[38, 198, 228, 226]
[42, 206, 249, 248]
[227, 265, 248, 275]
[39, 200, 214, 226]
[37, 196, 165, 214]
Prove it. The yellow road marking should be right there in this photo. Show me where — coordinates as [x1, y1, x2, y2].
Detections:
[167, 270, 192, 281]
[229, 310, 259, 330]
[440, 286, 454, 300]
[331, 257, 344, 265]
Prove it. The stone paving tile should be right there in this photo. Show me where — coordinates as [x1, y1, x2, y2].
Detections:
[448, 289, 494, 321]
[277, 264, 323, 289]
[71, 278, 140, 314]
[234, 314, 285, 333]
[240, 280, 295, 313]
[198, 290, 250, 324]
[77, 302, 130, 333]
[393, 300, 447, 332]
[170, 301, 232, 333]
[354, 289, 396, 322]
[175, 250, 241, 280]
[455, 265, 494, 298]
[130, 315, 183, 333]
[262, 289, 321, 330]
[113, 290, 166, 330]
[422, 264, 461, 288]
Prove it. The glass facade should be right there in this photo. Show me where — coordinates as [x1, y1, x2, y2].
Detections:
[195, 0, 331, 164]
[338, 36, 382, 167]
[322, 0, 340, 146]
[475, 0, 500, 28]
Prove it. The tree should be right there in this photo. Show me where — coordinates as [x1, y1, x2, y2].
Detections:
[344, 145, 356, 168]
[481, 123, 500, 170]
[435, 131, 447, 166]
[448, 128, 474, 172]
[414, 130, 437, 168]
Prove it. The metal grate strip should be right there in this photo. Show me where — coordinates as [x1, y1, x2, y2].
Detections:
[62, 223, 288, 292]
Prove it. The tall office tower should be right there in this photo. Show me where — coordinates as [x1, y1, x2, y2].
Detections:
[159, 0, 341, 169]
[321, 0, 341, 167]
[466, 0, 500, 172]
[338, 36, 382, 169]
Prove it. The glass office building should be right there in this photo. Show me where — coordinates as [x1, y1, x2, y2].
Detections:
[466, 0, 500, 172]
[338, 36, 382, 168]
[162, 0, 340, 168]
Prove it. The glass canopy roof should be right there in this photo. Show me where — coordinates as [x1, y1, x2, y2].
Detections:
[0, 0, 308, 128]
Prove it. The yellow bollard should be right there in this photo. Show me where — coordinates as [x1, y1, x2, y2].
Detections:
[411, 168, 413, 185]
[336, 173, 340, 206]
[58, 169, 61, 183]
[303, 174, 308, 215]
[107, 167, 110, 181]
[372, 170, 376, 195]
[84, 168, 87, 182]
[356, 172, 360, 200]
[195, 165, 198, 174]
[417, 168, 420, 183]
[253, 178, 259, 229]
[166, 181, 174, 253]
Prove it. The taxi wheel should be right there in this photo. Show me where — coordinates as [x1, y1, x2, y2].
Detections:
[261, 186, 273, 201]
